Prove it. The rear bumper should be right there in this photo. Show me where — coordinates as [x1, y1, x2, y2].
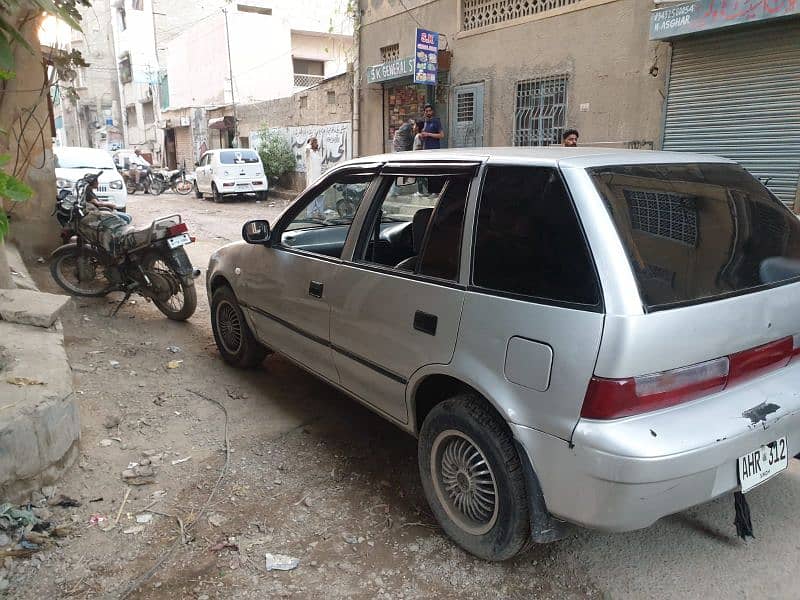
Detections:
[512, 362, 800, 532]
[216, 179, 268, 194]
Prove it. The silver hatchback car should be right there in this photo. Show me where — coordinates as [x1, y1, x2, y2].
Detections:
[207, 148, 800, 560]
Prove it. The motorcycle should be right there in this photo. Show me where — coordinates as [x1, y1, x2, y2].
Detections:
[124, 165, 164, 196]
[51, 171, 198, 321]
[153, 162, 194, 195]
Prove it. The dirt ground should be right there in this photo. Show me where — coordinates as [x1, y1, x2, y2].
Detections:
[4, 191, 800, 599]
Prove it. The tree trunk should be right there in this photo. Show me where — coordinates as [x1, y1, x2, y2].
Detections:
[0, 241, 13, 289]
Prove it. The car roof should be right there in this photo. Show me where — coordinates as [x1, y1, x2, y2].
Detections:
[346, 146, 737, 169]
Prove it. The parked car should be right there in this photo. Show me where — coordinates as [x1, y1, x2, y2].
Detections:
[206, 147, 800, 560]
[193, 149, 268, 203]
[54, 146, 127, 211]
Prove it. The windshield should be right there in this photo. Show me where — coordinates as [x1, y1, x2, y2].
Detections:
[589, 163, 800, 311]
[219, 150, 260, 164]
[55, 148, 116, 170]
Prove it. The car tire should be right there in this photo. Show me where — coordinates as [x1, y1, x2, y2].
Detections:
[210, 285, 269, 368]
[257, 191, 268, 202]
[212, 183, 223, 203]
[418, 394, 531, 561]
[193, 181, 203, 199]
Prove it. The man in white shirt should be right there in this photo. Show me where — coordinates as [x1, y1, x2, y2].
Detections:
[305, 137, 325, 216]
[130, 149, 151, 186]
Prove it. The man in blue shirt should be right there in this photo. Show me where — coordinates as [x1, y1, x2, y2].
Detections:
[420, 103, 444, 150]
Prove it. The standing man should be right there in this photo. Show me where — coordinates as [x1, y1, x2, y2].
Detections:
[562, 129, 579, 147]
[420, 103, 444, 150]
[392, 119, 414, 152]
[304, 137, 325, 216]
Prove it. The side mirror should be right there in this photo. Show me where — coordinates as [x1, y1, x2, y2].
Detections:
[194, 161, 200, 167]
[242, 219, 271, 244]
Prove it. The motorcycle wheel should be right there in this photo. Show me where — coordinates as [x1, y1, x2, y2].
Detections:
[174, 178, 193, 195]
[149, 179, 165, 196]
[142, 255, 197, 320]
[50, 245, 115, 297]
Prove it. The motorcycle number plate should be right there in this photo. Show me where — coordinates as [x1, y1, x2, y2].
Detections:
[167, 233, 191, 249]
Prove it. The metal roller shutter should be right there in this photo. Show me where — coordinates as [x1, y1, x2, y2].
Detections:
[662, 21, 800, 206]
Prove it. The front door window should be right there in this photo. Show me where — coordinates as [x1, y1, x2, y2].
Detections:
[279, 174, 373, 258]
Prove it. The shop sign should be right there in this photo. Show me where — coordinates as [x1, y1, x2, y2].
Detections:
[650, 0, 800, 40]
[366, 57, 415, 84]
[413, 28, 440, 85]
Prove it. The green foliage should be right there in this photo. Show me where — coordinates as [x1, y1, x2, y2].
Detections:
[256, 126, 297, 183]
[0, 154, 33, 240]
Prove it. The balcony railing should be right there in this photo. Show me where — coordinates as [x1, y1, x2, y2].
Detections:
[293, 73, 324, 89]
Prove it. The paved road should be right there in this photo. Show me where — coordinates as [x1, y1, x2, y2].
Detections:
[122, 191, 800, 599]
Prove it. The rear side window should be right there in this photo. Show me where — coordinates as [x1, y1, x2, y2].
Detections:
[219, 150, 260, 164]
[472, 166, 600, 306]
[589, 163, 800, 310]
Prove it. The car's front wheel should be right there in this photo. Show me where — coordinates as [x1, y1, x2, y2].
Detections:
[210, 285, 269, 368]
[418, 394, 531, 560]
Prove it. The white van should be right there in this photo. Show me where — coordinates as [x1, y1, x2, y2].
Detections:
[193, 149, 269, 203]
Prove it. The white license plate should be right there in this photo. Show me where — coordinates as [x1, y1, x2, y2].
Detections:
[738, 437, 788, 493]
[167, 233, 191, 249]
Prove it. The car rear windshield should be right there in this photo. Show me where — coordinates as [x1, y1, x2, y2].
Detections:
[219, 150, 260, 164]
[588, 163, 800, 311]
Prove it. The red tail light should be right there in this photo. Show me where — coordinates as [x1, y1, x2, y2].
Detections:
[582, 335, 799, 420]
[581, 358, 729, 420]
[167, 222, 188, 237]
[728, 337, 793, 386]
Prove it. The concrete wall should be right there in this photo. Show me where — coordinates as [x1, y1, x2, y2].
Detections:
[236, 73, 353, 138]
[357, 0, 668, 155]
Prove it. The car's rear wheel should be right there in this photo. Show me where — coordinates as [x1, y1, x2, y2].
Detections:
[210, 285, 268, 368]
[212, 183, 223, 203]
[257, 191, 268, 202]
[418, 394, 531, 561]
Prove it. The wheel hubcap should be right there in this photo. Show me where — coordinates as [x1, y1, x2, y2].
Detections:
[431, 430, 498, 536]
[216, 300, 242, 355]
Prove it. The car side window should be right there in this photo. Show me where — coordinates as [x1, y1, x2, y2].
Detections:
[355, 173, 470, 282]
[278, 174, 373, 258]
[472, 166, 599, 305]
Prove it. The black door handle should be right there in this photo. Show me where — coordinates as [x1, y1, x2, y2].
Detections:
[413, 310, 438, 336]
[308, 280, 324, 298]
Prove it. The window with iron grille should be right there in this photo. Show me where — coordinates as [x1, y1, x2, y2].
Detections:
[624, 189, 698, 246]
[456, 92, 475, 122]
[513, 74, 568, 147]
[380, 43, 400, 62]
[462, 0, 584, 31]
[327, 90, 336, 105]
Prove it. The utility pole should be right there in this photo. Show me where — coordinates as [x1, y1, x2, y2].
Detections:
[222, 7, 238, 148]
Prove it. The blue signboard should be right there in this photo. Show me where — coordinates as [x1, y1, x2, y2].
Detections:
[650, 0, 800, 40]
[414, 28, 439, 85]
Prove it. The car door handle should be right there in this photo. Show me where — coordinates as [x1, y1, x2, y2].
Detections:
[413, 310, 437, 336]
[308, 280, 324, 298]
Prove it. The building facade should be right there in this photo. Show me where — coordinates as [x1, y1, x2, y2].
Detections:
[357, 0, 669, 155]
[159, 0, 353, 169]
[52, 1, 123, 150]
[358, 0, 800, 208]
